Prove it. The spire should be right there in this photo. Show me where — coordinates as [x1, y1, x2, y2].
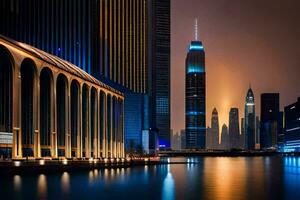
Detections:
[195, 18, 198, 41]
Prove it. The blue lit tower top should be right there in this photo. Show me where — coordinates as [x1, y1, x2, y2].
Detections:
[185, 21, 206, 149]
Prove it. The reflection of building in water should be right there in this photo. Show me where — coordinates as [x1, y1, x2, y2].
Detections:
[38, 174, 47, 200]
[61, 172, 70, 194]
[13, 175, 22, 192]
[162, 166, 175, 200]
[0, 36, 124, 159]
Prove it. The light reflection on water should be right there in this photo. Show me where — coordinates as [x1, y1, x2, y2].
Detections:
[1, 157, 300, 200]
[37, 174, 47, 200]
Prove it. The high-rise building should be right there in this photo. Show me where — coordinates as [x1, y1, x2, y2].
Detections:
[283, 98, 300, 152]
[240, 118, 245, 149]
[149, 0, 171, 149]
[211, 108, 219, 149]
[171, 131, 181, 150]
[0, 0, 148, 93]
[206, 127, 212, 149]
[260, 93, 280, 149]
[277, 112, 284, 149]
[220, 124, 229, 150]
[255, 116, 261, 149]
[244, 87, 256, 150]
[180, 129, 186, 149]
[185, 25, 206, 149]
[229, 108, 240, 149]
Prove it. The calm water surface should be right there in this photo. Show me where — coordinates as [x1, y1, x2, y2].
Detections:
[1, 157, 300, 200]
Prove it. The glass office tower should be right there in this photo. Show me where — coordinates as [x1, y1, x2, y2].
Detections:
[185, 41, 206, 149]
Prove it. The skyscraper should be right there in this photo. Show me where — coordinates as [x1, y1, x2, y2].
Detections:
[255, 116, 261, 149]
[220, 124, 229, 150]
[229, 108, 240, 149]
[283, 98, 300, 152]
[180, 129, 186, 149]
[211, 108, 220, 149]
[260, 93, 280, 149]
[149, 0, 171, 148]
[185, 23, 206, 149]
[244, 87, 256, 150]
[240, 118, 245, 149]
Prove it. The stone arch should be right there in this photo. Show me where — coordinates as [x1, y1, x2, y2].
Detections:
[70, 79, 80, 157]
[20, 58, 37, 157]
[56, 73, 68, 157]
[40, 67, 53, 157]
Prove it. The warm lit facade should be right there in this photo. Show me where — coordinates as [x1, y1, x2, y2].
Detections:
[0, 35, 124, 159]
[0, 0, 156, 154]
[185, 41, 206, 149]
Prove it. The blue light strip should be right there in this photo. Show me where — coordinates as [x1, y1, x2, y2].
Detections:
[186, 111, 205, 115]
[187, 65, 204, 73]
[189, 44, 204, 51]
[187, 127, 206, 130]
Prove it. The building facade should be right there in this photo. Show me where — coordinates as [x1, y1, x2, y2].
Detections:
[0, 36, 124, 159]
[0, 0, 170, 154]
[148, 0, 171, 149]
[244, 88, 256, 150]
[283, 98, 300, 152]
[260, 93, 280, 149]
[185, 41, 206, 149]
[220, 124, 229, 150]
[206, 108, 219, 150]
[229, 108, 240, 149]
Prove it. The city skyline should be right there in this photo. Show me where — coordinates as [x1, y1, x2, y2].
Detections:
[171, 0, 300, 132]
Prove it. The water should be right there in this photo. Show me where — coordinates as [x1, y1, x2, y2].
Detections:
[1, 157, 300, 200]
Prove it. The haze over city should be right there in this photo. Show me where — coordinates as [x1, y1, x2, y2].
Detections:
[171, 0, 300, 132]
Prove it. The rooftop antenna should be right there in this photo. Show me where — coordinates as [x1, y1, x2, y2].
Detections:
[195, 18, 198, 41]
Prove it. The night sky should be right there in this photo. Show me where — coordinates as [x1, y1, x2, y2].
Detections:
[171, 0, 300, 133]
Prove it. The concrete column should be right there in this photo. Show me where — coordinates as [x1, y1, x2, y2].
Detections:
[77, 84, 82, 158]
[35, 70, 41, 158]
[92, 90, 98, 158]
[109, 95, 113, 158]
[66, 80, 71, 158]
[97, 91, 101, 158]
[105, 94, 108, 158]
[86, 87, 91, 158]
[102, 93, 107, 158]
[52, 75, 57, 158]
[12, 65, 21, 159]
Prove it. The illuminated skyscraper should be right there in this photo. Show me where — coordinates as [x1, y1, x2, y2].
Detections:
[229, 108, 240, 149]
[185, 22, 206, 149]
[244, 87, 256, 150]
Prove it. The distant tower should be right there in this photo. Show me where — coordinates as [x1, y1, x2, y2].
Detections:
[255, 116, 261, 149]
[211, 108, 220, 149]
[245, 87, 256, 150]
[221, 124, 229, 150]
[229, 108, 240, 149]
[240, 118, 245, 149]
[185, 20, 206, 149]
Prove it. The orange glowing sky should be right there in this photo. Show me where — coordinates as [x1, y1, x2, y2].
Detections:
[171, 0, 300, 133]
